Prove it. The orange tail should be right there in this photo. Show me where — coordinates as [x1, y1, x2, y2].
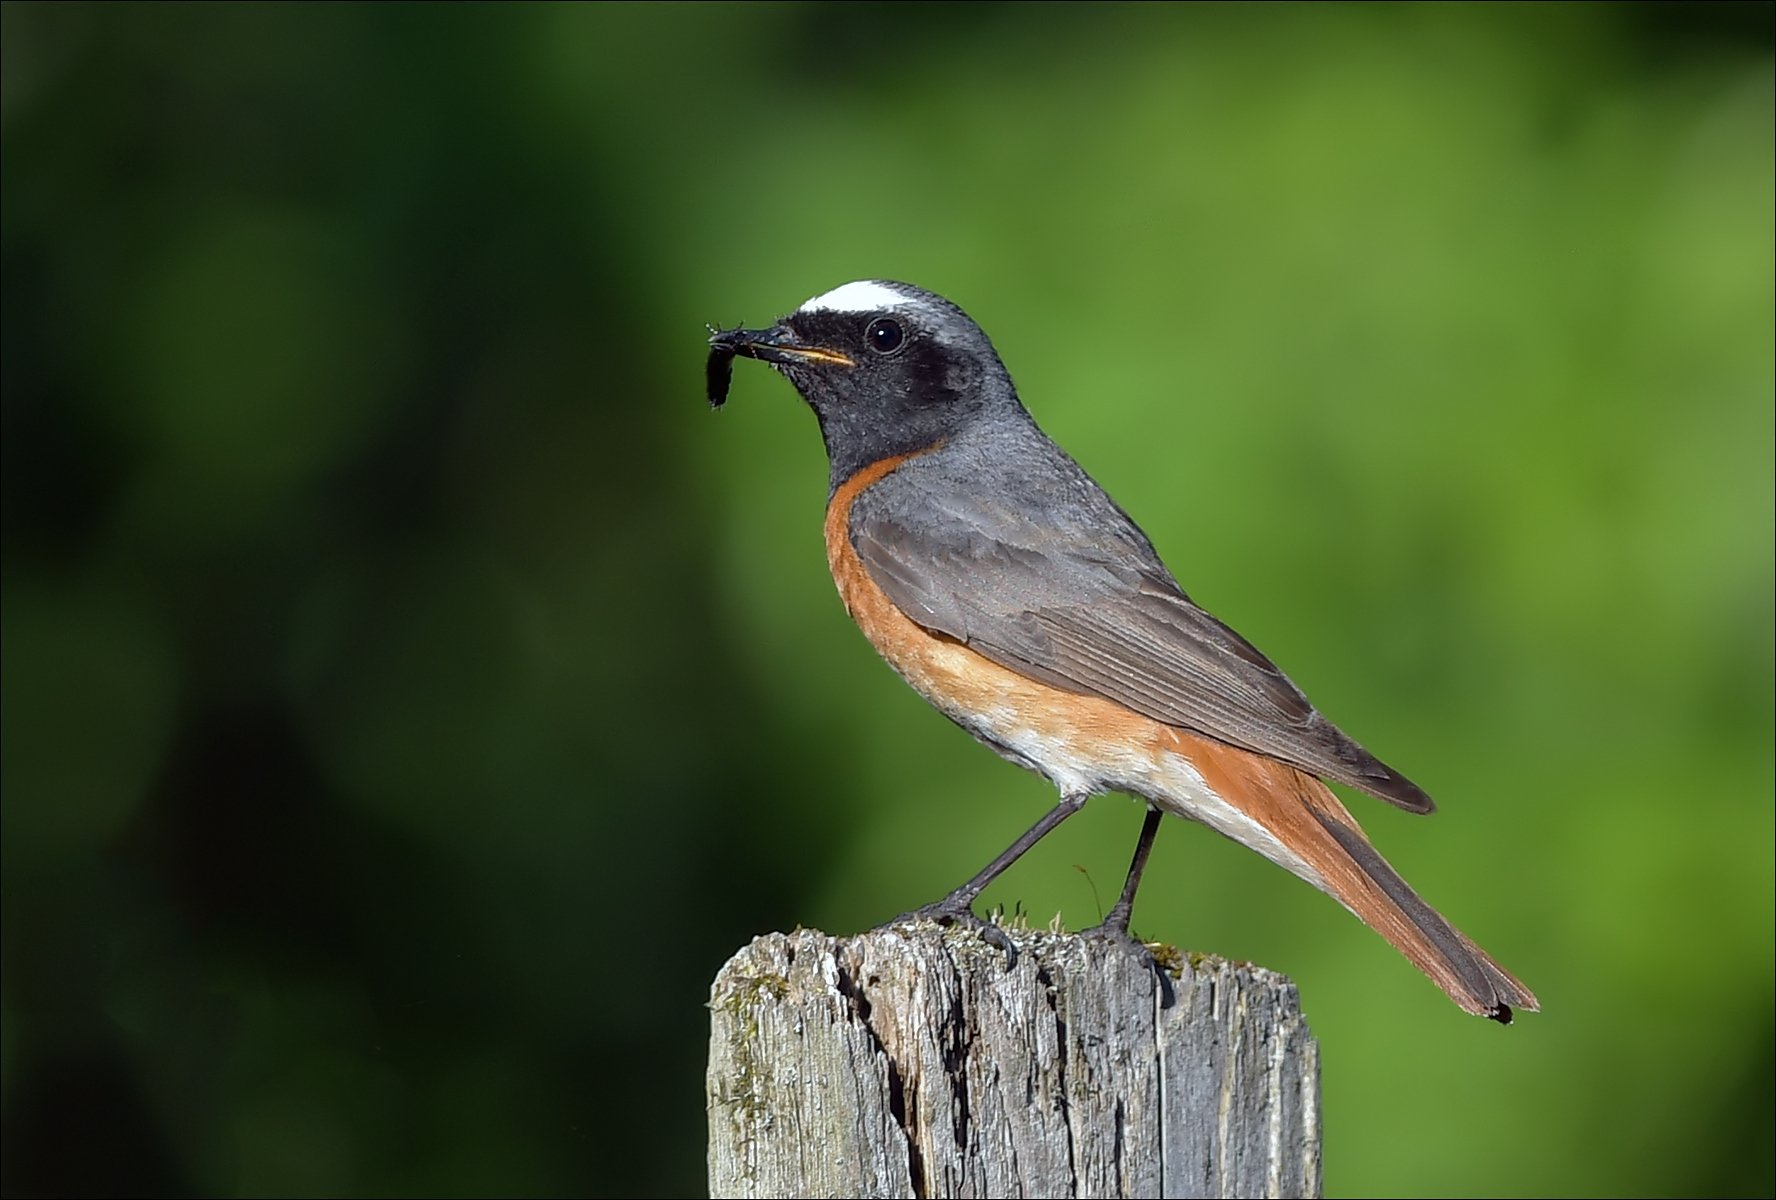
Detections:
[1281, 768, 1539, 1022]
[1163, 730, 1539, 1022]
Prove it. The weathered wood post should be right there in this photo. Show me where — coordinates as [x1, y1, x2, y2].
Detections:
[707, 923, 1321, 1199]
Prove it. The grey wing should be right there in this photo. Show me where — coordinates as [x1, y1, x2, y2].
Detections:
[849, 473, 1435, 813]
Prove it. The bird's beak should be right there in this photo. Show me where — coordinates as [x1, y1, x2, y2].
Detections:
[707, 324, 854, 368]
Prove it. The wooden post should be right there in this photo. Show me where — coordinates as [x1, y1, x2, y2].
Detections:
[707, 923, 1321, 1199]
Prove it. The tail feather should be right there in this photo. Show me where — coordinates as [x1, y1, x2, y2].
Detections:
[1287, 770, 1539, 1022]
[1153, 726, 1538, 1021]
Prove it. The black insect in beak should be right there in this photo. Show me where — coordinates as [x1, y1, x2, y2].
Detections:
[705, 325, 737, 409]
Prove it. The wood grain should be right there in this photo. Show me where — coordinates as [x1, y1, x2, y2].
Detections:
[707, 924, 1321, 1199]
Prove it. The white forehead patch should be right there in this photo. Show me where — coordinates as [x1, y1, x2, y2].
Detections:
[797, 280, 911, 315]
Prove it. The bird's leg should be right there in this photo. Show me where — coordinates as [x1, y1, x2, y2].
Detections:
[894, 792, 1088, 965]
[1083, 805, 1177, 1008]
[1102, 804, 1163, 934]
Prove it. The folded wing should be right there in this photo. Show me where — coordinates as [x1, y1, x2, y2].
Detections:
[848, 470, 1435, 813]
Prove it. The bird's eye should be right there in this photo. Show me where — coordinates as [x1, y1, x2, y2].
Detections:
[865, 317, 905, 355]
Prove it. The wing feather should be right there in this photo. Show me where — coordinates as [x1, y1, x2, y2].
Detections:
[849, 472, 1434, 813]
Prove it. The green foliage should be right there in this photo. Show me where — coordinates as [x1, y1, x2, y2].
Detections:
[3, 3, 1771, 1196]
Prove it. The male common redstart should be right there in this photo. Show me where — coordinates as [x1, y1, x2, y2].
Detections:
[708, 280, 1538, 1022]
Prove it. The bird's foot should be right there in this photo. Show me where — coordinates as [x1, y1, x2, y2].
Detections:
[890, 896, 1020, 967]
[1080, 919, 1178, 1010]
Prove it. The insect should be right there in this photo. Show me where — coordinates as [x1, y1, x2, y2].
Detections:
[705, 324, 737, 409]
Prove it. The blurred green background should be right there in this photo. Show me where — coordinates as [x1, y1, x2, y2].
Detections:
[3, 3, 1771, 1196]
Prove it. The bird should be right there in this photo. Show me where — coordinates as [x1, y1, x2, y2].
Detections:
[707, 279, 1538, 1022]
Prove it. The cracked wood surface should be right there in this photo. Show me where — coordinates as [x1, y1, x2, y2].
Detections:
[707, 924, 1320, 1199]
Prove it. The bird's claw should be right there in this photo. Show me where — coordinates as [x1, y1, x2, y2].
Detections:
[891, 898, 1020, 967]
